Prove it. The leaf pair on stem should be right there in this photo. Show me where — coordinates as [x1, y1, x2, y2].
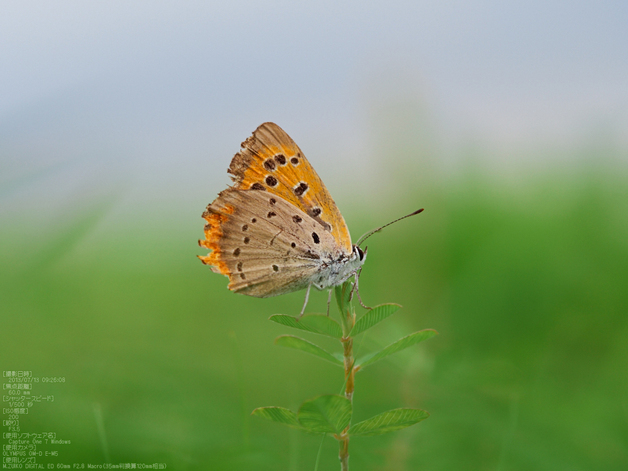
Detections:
[253, 395, 429, 437]
[252, 281, 437, 468]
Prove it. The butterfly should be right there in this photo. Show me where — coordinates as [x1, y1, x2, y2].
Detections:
[198, 122, 422, 315]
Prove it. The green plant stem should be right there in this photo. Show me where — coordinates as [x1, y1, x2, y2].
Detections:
[339, 437, 349, 471]
[338, 285, 356, 470]
[342, 337, 355, 401]
[339, 336, 353, 470]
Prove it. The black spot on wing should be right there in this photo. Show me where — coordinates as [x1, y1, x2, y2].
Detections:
[294, 182, 309, 196]
[266, 176, 278, 187]
[263, 159, 276, 171]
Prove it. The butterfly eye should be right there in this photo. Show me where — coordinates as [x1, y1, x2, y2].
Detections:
[355, 245, 365, 261]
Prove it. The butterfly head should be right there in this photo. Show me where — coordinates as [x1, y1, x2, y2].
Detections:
[345, 244, 367, 275]
[353, 244, 367, 264]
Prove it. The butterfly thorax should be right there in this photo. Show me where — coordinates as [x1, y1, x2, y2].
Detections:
[311, 245, 365, 290]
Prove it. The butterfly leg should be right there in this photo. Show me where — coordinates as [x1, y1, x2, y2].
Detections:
[298, 283, 312, 319]
[353, 270, 372, 310]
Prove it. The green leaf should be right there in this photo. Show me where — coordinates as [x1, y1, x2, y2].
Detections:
[269, 314, 343, 339]
[357, 329, 438, 368]
[251, 406, 302, 429]
[274, 335, 343, 366]
[298, 395, 352, 434]
[348, 408, 429, 436]
[335, 281, 352, 315]
[349, 303, 401, 337]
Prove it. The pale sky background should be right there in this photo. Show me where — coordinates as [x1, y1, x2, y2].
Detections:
[1, 1, 627, 222]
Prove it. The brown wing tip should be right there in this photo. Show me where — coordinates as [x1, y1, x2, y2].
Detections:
[255, 122, 283, 133]
[229, 124, 280, 178]
[229, 149, 252, 179]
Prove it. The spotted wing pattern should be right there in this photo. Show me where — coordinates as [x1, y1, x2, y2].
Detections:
[199, 189, 342, 297]
[227, 122, 352, 253]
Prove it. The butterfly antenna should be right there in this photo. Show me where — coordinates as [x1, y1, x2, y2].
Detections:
[356, 208, 424, 248]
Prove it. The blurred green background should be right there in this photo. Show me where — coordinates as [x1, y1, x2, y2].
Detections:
[2, 2, 628, 470]
[3, 157, 627, 470]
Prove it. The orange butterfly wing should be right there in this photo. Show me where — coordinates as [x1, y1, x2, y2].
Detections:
[226, 122, 352, 253]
